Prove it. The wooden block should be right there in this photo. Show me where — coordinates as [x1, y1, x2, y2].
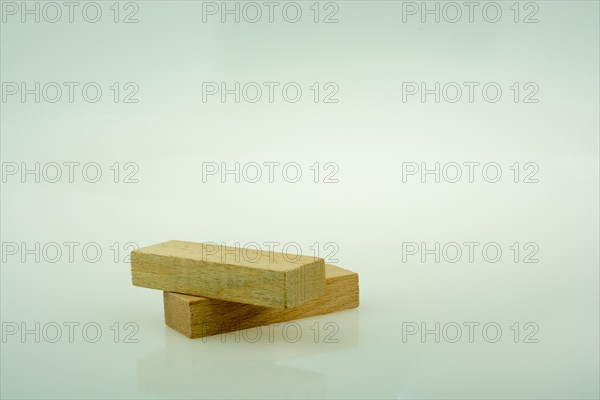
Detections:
[131, 240, 325, 308]
[163, 264, 359, 338]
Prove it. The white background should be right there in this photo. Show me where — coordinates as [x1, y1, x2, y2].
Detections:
[1, 1, 599, 398]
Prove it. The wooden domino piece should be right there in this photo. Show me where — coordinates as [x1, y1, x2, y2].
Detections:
[163, 264, 359, 338]
[131, 240, 325, 309]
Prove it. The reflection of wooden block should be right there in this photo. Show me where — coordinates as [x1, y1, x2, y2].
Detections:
[164, 264, 359, 338]
[132, 240, 325, 308]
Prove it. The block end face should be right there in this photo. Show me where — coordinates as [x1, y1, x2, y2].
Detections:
[163, 291, 193, 337]
[284, 258, 326, 308]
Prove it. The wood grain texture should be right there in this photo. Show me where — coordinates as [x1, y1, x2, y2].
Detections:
[164, 264, 359, 338]
[132, 240, 325, 308]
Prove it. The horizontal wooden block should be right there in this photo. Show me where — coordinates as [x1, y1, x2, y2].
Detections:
[132, 240, 325, 308]
[164, 264, 359, 338]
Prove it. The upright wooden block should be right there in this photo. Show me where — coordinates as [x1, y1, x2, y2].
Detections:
[163, 264, 359, 338]
[131, 240, 325, 308]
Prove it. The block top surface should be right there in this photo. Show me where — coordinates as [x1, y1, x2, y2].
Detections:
[324, 264, 356, 278]
[134, 240, 323, 272]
